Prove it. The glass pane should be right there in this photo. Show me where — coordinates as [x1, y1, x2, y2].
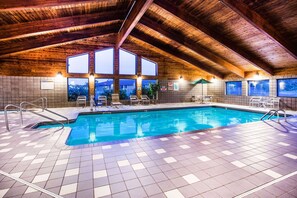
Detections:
[94, 79, 114, 100]
[119, 79, 136, 99]
[119, 49, 136, 75]
[141, 58, 157, 76]
[68, 78, 89, 101]
[142, 79, 157, 98]
[277, 78, 297, 97]
[248, 80, 269, 96]
[226, 81, 242, 96]
[95, 48, 114, 74]
[67, 53, 89, 73]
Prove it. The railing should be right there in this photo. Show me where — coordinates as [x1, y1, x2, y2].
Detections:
[4, 104, 23, 131]
[260, 109, 287, 122]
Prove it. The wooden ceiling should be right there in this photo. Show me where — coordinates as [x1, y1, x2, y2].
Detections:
[0, 0, 296, 79]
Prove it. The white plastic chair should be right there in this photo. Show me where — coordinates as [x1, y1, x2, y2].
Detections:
[130, 95, 139, 105]
[98, 95, 107, 106]
[76, 95, 87, 107]
[141, 95, 150, 105]
[249, 97, 262, 107]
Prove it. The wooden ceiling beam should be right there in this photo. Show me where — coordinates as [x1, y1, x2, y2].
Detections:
[220, 0, 297, 59]
[0, 22, 120, 57]
[131, 29, 224, 79]
[154, 0, 274, 75]
[116, 0, 153, 49]
[141, 16, 245, 78]
[0, 11, 126, 41]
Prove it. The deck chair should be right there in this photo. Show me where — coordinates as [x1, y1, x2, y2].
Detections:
[130, 95, 139, 105]
[111, 94, 122, 108]
[249, 97, 262, 107]
[141, 95, 150, 105]
[76, 95, 87, 107]
[265, 97, 280, 109]
[98, 95, 107, 106]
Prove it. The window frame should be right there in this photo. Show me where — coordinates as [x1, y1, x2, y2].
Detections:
[67, 77, 89, 102]
[119, 78, 137, 99]
[119, 48, 137, 75]
[66, 53, 89, 74]
[225, 81, 242, 96]
[94, 47, 114, 74]
[141, 57, 158, 76]
[94, 78, 114, 99]
[277, 78, 297, 98]
[247, 79, 270, 96]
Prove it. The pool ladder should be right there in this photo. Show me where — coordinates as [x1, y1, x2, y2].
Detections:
[260, 109, 287, 122]
[4, 97, 69, 131]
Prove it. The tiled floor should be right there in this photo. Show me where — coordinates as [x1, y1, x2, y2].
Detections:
[0, 103, 297, 198]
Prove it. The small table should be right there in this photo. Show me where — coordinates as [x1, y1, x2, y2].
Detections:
[111, 102, 122, 108]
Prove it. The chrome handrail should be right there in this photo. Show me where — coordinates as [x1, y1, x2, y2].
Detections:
[4, 104, 22, 131]
[26, 109, 64, 130]
[261, 109, 287, 122]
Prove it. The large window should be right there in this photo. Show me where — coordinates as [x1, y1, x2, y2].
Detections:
[95, 48, 114, 74]
[67, 78, 89, 101]
[226, 81, 242, 96]
[94, 78, 114, 100]
[248, 80, 269, 96]
[277, 78, 297, 98]
[119, 79, 136, 99]
[119, 49, 136, 75]
[141, 58, 157, 76]
[142, 79, 157, 98]
[67, 53, 89, 74]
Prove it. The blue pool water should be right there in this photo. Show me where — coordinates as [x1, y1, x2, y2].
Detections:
[39, 107, 276, 145]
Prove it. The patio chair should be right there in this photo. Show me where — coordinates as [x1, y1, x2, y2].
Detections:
[111, 94, 122, 108]
[76, 95, 87, 107]
[141, 95, 150, 105]
[98, 95, 107, 106]
[265, 97, 280, 109]
[249, 97, 262, 107]
[130, 95, 139, 105]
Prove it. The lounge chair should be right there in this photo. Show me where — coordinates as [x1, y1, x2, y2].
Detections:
[130, 95, 139, 105]
[249, 97, 262, 107]
[141, 95, 150, 105]
[265, 97, 280, 109]
[98, 95, 107, 106]
[76, 95, 87, 107]
[111, 94, 122, 108]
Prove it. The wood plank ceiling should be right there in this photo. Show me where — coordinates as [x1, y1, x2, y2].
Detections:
[0, 0, 296, 79]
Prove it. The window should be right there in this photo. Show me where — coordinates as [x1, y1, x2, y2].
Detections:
[248, 80, 269, 96]
[142, 79, 157, 98]
[67, 78, 89, 101]
[141, 58, 157, 76]
[95, 48, 114, 74]
[226, 81, 242, 96]
[119, 79, 136, 99]
[67, 53, 89, 73]
[277, 78, 297, 98]
[94, 78, 114, 100]
[119, 49, 136, 75]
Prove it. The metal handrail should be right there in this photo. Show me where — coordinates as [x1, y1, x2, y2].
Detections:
[4, 104, 23, 131]
[21, 97, 47, 111]
[261, 109, 287, 122]
[276, 109, 287, 122]
[44, 108, 69, 124]
[260, 109, 276, 120]
[26, 109, 64, 130]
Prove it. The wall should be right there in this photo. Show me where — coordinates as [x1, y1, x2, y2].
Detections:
[208, 71, 297, 110]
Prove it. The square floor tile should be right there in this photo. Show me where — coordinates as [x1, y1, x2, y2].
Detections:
[201, 141, 211, 145]
[60, 150, 71, 155]
[31, 158, 45, 164]
[94, 170, 107, 179]
[0, 188, 9, 197]
[39, 149, 51, 154]
[94, 185, 111, 197]
[11, 172, 23, 178]
[93, 154, 104, 160]
[174, 136, 182, 139]
[179, 145, 190, 149]
[120, 143, 129, 147]
[263, 169, 282, 179]
[197, 156, 211, 162]
[117, 160, 130, 167]
[198, 132, 206, 135]
[132, 163, 145, 171]
[25, 187, 38, 194]
[278, 142, 290, 146]
[191, 136, 199, 139]
[255, 155, 267, 160]
[182, 174, 200, 184]
[155, 149, 166, 154]
[22, 155, 36, 161]
[283, 153, 297, 160]
[13, 153, 27, 158]
[164, 189, 185, 198]
[222, 150, 233, 156]
[65, 168, 79, 177]
[160, 138, 169, 141]
[214, 135, 222, 139]
[0, 148, 12, 153]
[32, 173, 50, 183]
[136, 152, 147, 157]
[102, 145, 112, 149]
[55, 159, 68, 166]
[0, 143, 10, 147]
[164, 157, 177, 164]
[231, 161, 246, 168]
[60, 183, 77, 196]
[226, 140, 236, 144]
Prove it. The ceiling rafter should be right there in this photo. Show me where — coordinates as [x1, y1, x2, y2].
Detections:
[220, 0, 297, 59]
[154, 0, 274, 75]
[131, 29, 225, 79]
[0, 10, 126, 42]
[140, 16, 245, 78]
[116, 0, 153, 49]
[0, 22, 120, 57]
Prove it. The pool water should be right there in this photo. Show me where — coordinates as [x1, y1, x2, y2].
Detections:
[39, 107, 276, 145]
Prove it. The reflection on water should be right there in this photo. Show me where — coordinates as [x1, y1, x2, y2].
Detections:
[39, 107, 276, 145]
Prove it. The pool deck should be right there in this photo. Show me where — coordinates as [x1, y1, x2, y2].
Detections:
[0, 103, 297, 198]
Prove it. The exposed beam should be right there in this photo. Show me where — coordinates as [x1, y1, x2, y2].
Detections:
[154, 0, 274, 75]
[0, 22, 120, 57]
[220, 0, 297, 59]
[0, 0, 108, 10]
[131, 29, 224, 79]
[116, 0, 153, 49]
[0, 11, 126, 41]
[141, 16, 245, 78]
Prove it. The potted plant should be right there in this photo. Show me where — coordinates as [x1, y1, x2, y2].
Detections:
[149, 82, 160, 100]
